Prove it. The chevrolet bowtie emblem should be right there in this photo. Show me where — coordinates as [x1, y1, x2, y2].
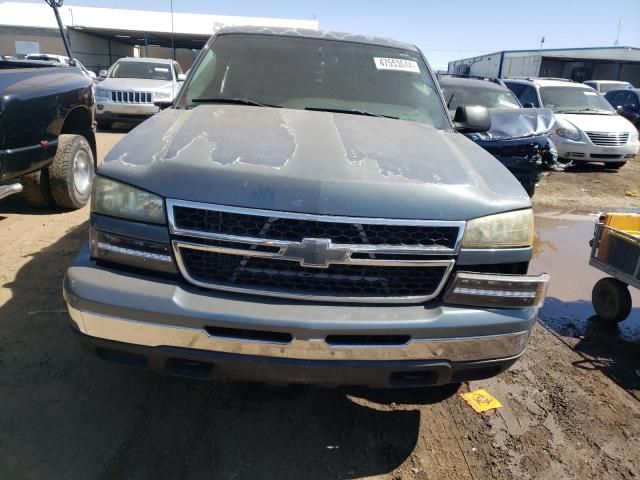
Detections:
[282, 238, 350, 268]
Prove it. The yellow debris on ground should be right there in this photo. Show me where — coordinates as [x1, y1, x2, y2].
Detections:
[460, 389, 502, 413]
[624, 190, 638, 197]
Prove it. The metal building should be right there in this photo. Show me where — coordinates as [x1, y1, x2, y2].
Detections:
[448, 46, 640, 84]
[0, 1, 319, 72]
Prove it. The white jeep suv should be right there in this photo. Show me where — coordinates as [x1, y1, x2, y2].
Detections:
[505, 78, 639, 169]
[94, 57, 185, 129]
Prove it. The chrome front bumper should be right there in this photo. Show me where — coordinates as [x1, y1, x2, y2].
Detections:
[67, 305, 532, 362]
[96, 100, 159, 116]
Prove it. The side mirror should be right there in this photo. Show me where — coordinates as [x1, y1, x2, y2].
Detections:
[98, 69, 108, 78]
[522, 102, 535, 109]
[616, 105, 625, 114]
[177, 73, 186, 82]
[154, 100, 173, 110]
[453, 105, 491, 133]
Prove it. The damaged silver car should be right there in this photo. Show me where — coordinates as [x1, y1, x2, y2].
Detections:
[439, 76, 564, 196]
[64, 27, 549, 388]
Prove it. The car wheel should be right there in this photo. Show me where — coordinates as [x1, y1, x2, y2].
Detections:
[591, 277, 632, 323]
[97, 121, 112, 130]
[606, 162, 626, 170]
[48, 134, 95, 210]
[21, 169, 56, 208]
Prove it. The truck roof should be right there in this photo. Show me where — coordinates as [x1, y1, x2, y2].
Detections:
[214, 26, 419, 53]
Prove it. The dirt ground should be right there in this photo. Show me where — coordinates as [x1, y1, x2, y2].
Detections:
[0, 129, 639, 479]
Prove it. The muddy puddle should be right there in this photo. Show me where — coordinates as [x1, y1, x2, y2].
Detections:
[530, 207, 640, 342]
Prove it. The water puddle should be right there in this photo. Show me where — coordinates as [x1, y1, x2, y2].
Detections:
[530, 207, 640, 342]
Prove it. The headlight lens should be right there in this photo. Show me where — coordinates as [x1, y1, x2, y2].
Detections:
[462, 210, 534, 249]
[629, 130, 639, 143]
[92, 176, 165, 224]
[94, 87, 107, 98]
[154, 90, 172, 100]
[555, 127, 581, 141]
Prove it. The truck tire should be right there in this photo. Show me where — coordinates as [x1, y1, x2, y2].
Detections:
[21, 170, 56, 208]
[592, 277, 632, 323]
[48, 134, 95, 210]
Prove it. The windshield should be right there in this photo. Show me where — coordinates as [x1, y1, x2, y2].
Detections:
[179, 34, 449, 129]
[599, 82, 633, 93]
[440, 84, 520, 110]
[110, 61, 173, 81]
[539, 86, 615, 114]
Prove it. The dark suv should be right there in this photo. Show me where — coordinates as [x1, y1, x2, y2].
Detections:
[64, 28, 549, 388]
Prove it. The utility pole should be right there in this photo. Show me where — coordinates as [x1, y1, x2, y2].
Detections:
[614, 18, 623, 46]
[538, 36, 545, 76]
[170, 0, 175, 60]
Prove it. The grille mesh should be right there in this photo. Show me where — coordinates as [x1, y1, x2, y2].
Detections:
[173, 206, 459, 248]
[585, 131, 629, 147]
[110, 91, 153, 103]
[179, 248, 447, 298]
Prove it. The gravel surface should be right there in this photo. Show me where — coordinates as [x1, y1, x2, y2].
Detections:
[0, 128, 638, 479]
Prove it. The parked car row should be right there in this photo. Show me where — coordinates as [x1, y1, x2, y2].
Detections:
[504, 78, 638, 169]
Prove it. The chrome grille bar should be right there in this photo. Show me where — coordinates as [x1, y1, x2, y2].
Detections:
[110, 91, 153, 104]
[166, 199, 463, 303]
[585, 131, 629, 146]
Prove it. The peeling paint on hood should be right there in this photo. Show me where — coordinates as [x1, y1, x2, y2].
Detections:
[99, 105, 531, 220]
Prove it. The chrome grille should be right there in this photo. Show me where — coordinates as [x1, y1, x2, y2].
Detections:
[168, 199, 462, 303]
[585, 131, 629, 146]
[110, 91, 153, 104]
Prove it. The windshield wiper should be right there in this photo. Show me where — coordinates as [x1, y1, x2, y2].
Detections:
[304, 107, 398, 119]
[189, 97, 281, 108]
[558, 108, 613, 114]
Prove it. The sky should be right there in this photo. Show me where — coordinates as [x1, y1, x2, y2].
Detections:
[22, 0, 640, 70]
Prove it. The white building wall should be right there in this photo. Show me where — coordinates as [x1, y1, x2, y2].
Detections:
[502, 54, 541, 78]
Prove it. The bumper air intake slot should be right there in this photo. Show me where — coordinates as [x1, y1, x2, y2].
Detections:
[389, 370, 439, 387]
[325, 334, 411, 346]
[165, 358, 213, 379]
[204, 326, 292, 344]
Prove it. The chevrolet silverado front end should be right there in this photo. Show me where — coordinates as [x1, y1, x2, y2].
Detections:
[64, 27, 549, 388]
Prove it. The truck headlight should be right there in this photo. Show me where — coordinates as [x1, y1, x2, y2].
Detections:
[462, 210, 534, 249]
[92, 176, 165, 224]
[629, 130, 639, 143]
[94, 87, 108, 98]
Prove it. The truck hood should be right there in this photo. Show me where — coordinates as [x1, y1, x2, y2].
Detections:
[556, 112, 636, 133]
[0, 66, 87, 96]
[99, 105, 530, 221]
[98, 78, 174, 91]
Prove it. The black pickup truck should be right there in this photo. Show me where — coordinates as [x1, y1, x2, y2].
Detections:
[0, 1, 96, 208]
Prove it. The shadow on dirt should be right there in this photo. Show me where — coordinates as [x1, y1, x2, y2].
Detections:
[540, 297, 640, 400]
[98, 122, 140, 134]
[0, 222, 458, 479]
[563, 163, 627, 174]
[0, 192, 67, 216]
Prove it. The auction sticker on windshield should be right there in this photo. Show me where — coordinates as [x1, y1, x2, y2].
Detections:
[374, 57, 420, 73]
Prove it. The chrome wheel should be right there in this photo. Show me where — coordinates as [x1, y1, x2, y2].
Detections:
[73, 149, 92, 195]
